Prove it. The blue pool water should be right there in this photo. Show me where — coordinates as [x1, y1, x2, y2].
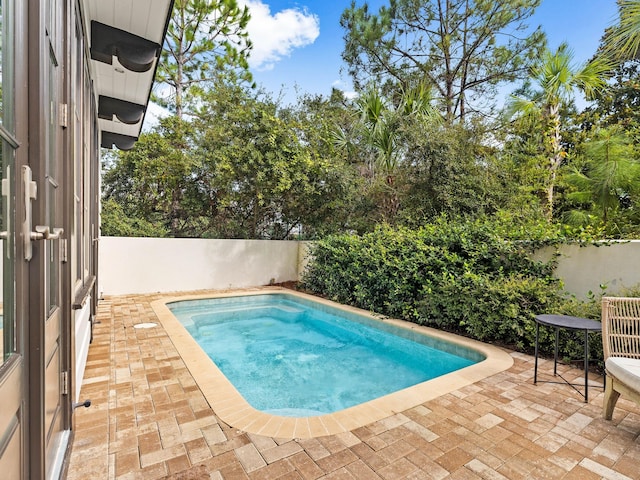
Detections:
[168, 294, 483, 417]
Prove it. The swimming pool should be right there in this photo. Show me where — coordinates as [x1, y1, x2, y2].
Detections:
[168, 294, 482, 417]
[152, 289, 513, 438]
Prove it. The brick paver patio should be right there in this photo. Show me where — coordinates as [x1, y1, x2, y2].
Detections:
[65, 290, 640, 479]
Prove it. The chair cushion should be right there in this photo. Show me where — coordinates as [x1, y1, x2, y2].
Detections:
[606, 357, 640, 392]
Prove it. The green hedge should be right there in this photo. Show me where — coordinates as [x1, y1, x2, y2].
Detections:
[301, 220, 603, 362]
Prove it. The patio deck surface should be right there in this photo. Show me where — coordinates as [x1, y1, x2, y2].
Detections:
[65, 289, 640, 480]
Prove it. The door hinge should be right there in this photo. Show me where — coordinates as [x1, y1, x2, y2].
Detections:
[60, 103, 68, 128]
[61, 371, 69, 396]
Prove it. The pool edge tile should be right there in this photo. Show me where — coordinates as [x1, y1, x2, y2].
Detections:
[273, 419, 296, 439]
[306, 416, 330, 438]
[233, 412, 272, 434]
[293, 418, 311, 439]
[255, 415, 284, 438]
[316, 414, 346, 436]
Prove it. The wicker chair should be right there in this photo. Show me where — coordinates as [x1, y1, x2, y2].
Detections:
[601, 297, 640, 420]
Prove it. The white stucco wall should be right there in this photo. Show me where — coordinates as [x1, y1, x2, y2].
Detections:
[98, 237, 640, 299]
[99, 237, 301, 295]
[534, 240, 640, 299]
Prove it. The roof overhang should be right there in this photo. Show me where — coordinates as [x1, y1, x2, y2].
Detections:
[81, 0, 174, 150]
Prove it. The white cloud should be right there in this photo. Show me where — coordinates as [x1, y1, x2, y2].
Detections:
[240, 0, 320, 71]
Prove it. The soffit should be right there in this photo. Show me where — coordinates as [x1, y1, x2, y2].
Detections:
[81, 0, 174, 149]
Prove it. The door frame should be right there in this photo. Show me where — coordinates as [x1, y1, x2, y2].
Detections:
[26, 0, 72, 478]
[0, 0, 31, 477]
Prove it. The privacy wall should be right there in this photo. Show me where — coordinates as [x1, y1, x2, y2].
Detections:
[99, 237, 640, 299]
[534, 240, 640, 299]
[99, 237, 302, 295]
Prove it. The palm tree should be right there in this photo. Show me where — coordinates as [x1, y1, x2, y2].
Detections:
[335, 83, 439, 220]
[359, 83, 439, 182]
[565, 127, 640, 229]
[602, 0, 640, 61]
[356, 86, 392, 180]
[508, 43, 612, 220]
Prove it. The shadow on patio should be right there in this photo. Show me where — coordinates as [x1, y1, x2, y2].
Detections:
[65, 290, 640, 480]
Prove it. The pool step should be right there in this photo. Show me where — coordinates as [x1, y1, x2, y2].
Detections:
[185, 304, 304, 317]
[187, 304, 305, 335]
[171, 304, 265, 316]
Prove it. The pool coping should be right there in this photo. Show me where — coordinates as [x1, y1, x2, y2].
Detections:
[150, 288, 514, 439]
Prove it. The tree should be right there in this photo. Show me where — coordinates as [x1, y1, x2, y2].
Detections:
[283, 91, 373, 236]
[601, 0, 640, 62]
[333, 82, 439, 220]
[498, 107, 551, 217]
[564, 127, 640, 234]
[398, 119, 507, 223]
[340, 0, 545, 122]
[103, 83, 370, 239]
[155, 0, 252, 117]
[507, 43, 612, 220]
[100, 199, 169, 237]
[190, 83, 363, 239]
[586, 60, 640, 132]
[367, 83, 438, 175]
[101, 116, 210, 237]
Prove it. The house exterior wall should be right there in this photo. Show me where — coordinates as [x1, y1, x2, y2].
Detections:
[0, 1, 173, 477]
[99, 237, 640, 299]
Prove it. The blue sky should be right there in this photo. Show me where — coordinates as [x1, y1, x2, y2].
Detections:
[241, 0, 620, 106]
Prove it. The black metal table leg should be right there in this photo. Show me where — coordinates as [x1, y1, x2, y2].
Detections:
[554, 327, 559, 376]
[534, 321, 540, 384]
[584, 329, 589, 403]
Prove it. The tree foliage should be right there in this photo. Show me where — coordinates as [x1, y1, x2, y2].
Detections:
[507, 43, 612, 220]
[191, 84, 346, 238]
[101, 0, 640, 241]
[600, 0, 640, 62]
[397, 120, 505, 223]
[333, 82, 440, 220]
[586, 60, 640, 131]
[100, 199, 170, 237]
[563, 127, 640, 235]
[102, 116, 207, 237]
[102, 85, 363, 239]
[155, 0, 253, 117]
[340, 0, 546, 122]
